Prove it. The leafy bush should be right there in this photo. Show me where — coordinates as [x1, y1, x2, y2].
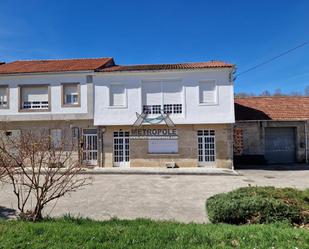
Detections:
[206, 187, 309, 225]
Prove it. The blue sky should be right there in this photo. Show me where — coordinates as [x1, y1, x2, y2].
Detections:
[0, 0, 308, 94]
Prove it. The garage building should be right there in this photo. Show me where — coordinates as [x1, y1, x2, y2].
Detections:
[234, 97, 309, 165]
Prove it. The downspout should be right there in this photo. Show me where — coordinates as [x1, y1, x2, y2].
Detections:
[305, 121, 308, 164]
[100, 126, 106, 167]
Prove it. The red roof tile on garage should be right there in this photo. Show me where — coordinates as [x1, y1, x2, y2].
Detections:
[235, 97, 309, 121]
[100, 61, 234, 72]
[0, 58, 114, 74]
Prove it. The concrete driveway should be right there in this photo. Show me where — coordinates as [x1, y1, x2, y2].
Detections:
[0, 169, 309, 223]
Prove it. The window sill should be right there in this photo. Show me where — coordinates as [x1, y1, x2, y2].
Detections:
[198, 102, 219, 106]
[19, 109, 51, 113]
[108, 105, 128, 109]
[62, 104, 81, 108]
[147, 153, 180, 156]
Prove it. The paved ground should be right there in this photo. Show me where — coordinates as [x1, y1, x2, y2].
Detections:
[0, 169, 309, 223]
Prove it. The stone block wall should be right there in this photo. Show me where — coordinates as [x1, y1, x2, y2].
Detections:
[102, 124, 233, 169]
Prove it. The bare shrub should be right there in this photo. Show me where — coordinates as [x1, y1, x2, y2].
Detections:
[0, 129, 92, 221]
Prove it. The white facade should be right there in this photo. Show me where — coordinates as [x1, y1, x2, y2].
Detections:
[94, 68, 235, 125]
[0, 67, 235, 125]
[0, 72, 93, 121]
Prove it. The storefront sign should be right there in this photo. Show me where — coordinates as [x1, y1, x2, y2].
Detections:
[130, 128, 178, 140]
[130, 111, 178, 139]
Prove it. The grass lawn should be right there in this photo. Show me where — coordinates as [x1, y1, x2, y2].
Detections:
[0, 218, 308, 249]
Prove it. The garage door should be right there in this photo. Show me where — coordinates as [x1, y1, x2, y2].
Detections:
[265, 127, 296, 164]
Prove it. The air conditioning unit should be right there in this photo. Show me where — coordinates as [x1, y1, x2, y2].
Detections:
[165, 162, 176, 168]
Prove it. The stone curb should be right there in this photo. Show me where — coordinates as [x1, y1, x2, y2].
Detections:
[78, 168, 240, 176]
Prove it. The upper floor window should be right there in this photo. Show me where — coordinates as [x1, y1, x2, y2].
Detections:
[110, 84, 126, 107]
[20, 85, 49, 111]
[0, 85, 9, 109]
[62, 83, 80, 107]
[199, 80, 217, 104]
[142, 80, 183, 114]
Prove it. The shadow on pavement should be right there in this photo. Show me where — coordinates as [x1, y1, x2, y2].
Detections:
[235, 163, 309, 171]
[0, 206, 16, 220]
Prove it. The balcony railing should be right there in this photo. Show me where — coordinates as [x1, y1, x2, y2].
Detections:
[23, 101, 49, 110]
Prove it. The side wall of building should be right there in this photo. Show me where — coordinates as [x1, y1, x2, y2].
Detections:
[0, 120, 95, 166]
[234, 120, 309, 163]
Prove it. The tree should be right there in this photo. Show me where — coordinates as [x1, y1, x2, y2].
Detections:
[274, 88, 284, 96]
[259, 90, 271, 96]
[289, 91, 302, 96]
[0, 129, 92, 221]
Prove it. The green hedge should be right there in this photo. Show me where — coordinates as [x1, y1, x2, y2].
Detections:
[206, 187, 309, 225]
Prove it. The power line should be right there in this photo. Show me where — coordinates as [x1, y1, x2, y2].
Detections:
[235, 40, 309, 78]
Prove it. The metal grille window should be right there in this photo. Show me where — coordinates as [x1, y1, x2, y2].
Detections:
[113, 131, 130, 163]
[163, 104, 173, 114]
[197, 130, 215, 163]
[23, 101, 49, 109]
[164, 104, 182, 114]
[143, 105, 161, 114]
[143, 104, 182, 114]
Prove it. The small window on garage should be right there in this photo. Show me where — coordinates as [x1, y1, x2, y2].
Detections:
[148, 139, 178, 154]
[62, 83, 80, 107]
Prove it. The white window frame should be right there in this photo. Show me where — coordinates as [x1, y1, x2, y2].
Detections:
[62, 83, 80, 107]
[197, 130, 216, 166]
[108, 83, 127, 109]
[198, 80, 218, 106]
[65, 93, 79, 105]
[0, 85, 9, 109]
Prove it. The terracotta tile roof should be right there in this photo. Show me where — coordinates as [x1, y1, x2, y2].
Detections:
[0, 58, 114, 74]
[100, 61, 234, 72]
[235, 97, 309, 121]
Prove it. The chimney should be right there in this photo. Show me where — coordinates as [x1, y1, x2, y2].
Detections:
[0, 62, 5, 65]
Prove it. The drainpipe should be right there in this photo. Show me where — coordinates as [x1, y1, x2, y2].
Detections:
[100, 126, 106, 168]
[304, 121, 308, 164]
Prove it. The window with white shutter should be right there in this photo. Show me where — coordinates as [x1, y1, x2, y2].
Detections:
[142, 80, 183, 114]
[21, 85, 49, 110]
[110, 84, 126, 107]
[199, 81, 217, 104]
[142, 81, 162, 106]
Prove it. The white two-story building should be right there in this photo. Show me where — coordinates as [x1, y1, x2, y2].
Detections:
[0, 58, 235, 168]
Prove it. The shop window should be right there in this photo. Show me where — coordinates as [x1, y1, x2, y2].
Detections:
[148, 139, 178, 154]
